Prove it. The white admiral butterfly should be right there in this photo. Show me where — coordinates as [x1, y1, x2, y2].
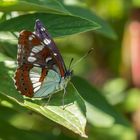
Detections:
[14, 19, 72, 98]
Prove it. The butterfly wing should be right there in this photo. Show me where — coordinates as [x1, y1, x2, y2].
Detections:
[15, 20, 70, 98]
[15, 30, 55, 97]
[34, 70, 61, 97]
[35, 19, 67, 77]
[17, 30, 53, 67]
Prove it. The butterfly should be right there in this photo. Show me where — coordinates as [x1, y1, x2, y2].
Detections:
[14, 19, 72, 98]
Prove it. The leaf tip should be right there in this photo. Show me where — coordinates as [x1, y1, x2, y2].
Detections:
[81, 133, 88, 138]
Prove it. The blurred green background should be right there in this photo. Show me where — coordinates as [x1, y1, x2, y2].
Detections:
[1, 0, 140, 140]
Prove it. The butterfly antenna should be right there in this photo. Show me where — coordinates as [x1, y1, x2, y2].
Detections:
[71, 48, 94, 69]
[68, 58, 74, 70]
[10, 32, 18, 39]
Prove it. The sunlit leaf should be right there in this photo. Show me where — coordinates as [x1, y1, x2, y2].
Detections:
[103, 78, 127, 105]
[0, 52, 11, 61]
[123, 88, 140, 112]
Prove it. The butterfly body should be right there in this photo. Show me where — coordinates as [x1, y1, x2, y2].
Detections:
[14, 19, 72, 98]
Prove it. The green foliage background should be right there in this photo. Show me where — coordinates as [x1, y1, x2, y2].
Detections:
[0, 0, 139, 140]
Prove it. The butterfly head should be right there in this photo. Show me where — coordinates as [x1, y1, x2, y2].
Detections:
[63, 57, 74, 79]
[65, 69, 73, 78]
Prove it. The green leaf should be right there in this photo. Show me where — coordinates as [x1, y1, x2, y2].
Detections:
[0, 0, 69, 14]
[64, 6, 117, 39]
[103, 78, 127, 105]
[0, 120, 51, 140]
[0, 41, 17, 59]
[0, 61, 87, 137]
[0, 105, 19, 121]
[72, 76, 130, 127]
[123, 88, 140, 112]
[0, 13, 100, 37]
[24, 83, 87, 137]
[0, 52, 12, 61]
[133, 0, 140, 7]
[89, 125, 136, 140]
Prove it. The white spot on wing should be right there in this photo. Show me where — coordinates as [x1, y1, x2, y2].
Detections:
[32, 81, 39, 84]
[46, 57, 52, 63]
[32, 45, 43, 53]
[34, 86, 41, 92]
[30, 77, 40, 84]
[30, 73, 40, 78]
[32, 80, 39, 84]
[29, 36, 33, 41]
[30, 72, 39, 75]
[54, 53, 57, 56]
[43, 38, 51, 45]
[33, 63, 40, 67]
[31, 34, 35, 38]
[18, 44, 21, 49]
[33, 82, 41, 88]
[32, 48, 40, 53]
[35, 45, 43, 50]
[31, 77, 39, 81]
[18, 48, 21, 53]
[41, 27, 45, 31]
[30, 52, 34, 56]
[28, 56, 36, 62]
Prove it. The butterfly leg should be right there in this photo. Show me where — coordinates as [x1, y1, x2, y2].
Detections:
[46, 94, 52, 106]
[62, 86, 66, 110]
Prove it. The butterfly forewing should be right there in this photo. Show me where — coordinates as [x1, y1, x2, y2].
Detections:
[17, 30, 46, 67]
[35, 20, 67, 77]
[15, 30, 55, 97]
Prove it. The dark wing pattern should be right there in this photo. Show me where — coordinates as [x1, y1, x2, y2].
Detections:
[14, 19, 69, 98]
[15, 30, 53, 97]
[35, 19, 67, 77]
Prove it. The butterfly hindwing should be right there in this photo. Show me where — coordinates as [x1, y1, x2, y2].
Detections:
[34, 70, 61, 97]
[14, 64, 34, 97]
